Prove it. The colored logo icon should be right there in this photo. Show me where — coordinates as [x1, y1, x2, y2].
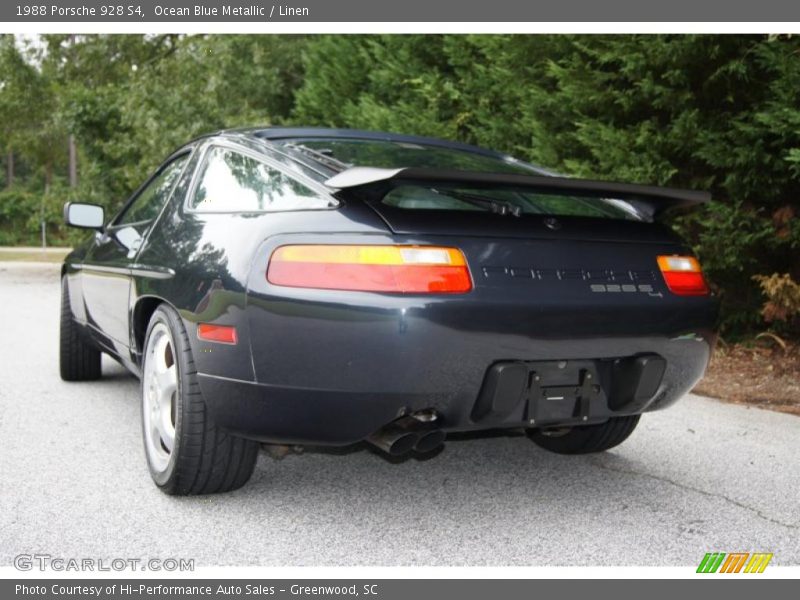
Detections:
[697, 552, 773, 573]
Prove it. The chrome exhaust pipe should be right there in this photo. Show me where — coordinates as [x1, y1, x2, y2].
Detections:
[413, 429, 446, 454]
[367, 411, 445, 456]
[366, 422, 419, 456]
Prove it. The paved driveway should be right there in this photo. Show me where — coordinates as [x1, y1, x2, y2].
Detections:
[1, 262, 797, 566]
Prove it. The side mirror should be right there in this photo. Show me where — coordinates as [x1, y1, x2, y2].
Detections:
[64, 202, 104, 230]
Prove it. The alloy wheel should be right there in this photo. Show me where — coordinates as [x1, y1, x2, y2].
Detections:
[142, 322, 178, 473]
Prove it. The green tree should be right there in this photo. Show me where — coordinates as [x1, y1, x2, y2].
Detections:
[3, 34, 799, 336]
[293, 34, 800, 336]
[293, 35, 467, 138]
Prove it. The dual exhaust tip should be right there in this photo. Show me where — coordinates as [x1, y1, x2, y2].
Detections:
[367, 412, 446, 457]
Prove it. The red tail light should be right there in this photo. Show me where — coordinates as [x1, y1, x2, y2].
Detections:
[267, 245, 473, 293]
[197, 323, 238, 344]
[657, 255, 709, 296]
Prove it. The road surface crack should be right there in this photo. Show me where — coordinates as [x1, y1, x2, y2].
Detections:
[590, 458, 798, 530]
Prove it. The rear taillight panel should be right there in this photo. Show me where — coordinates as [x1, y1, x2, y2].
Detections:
[657, 255, 710, 296]
[267, 245, 473, 294]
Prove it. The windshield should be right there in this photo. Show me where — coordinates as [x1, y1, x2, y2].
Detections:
[278, 138, 542, 175]
[382, 185, 641, 221]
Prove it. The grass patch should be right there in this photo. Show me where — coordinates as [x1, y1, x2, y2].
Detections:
[0, 248, 71, 263]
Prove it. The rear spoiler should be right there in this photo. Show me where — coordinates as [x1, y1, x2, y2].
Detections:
[324, 167, 711, 220]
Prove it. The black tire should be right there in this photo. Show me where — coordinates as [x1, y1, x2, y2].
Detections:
[527, 415, 641, 455]
[141, 304, 258, 495]
[59, 277, 102, 381]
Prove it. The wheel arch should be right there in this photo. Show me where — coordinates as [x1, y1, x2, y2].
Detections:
[132, 296, 167, 359]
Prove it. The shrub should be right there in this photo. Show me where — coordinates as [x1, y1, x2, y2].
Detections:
[752, 273, 800, 333]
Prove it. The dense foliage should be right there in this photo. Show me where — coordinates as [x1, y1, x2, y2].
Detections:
[1, 34, 798, 337]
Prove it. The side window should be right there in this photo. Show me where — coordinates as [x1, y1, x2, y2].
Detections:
[117, 155, 189, 226]
[189, 146, 335, 212]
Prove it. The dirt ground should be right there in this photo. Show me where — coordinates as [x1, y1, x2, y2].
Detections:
[693, 338, 800, 416]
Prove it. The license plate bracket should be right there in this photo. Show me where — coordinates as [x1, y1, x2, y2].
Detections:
[472, 359, 607, 425]
[527, 363, 602, 423]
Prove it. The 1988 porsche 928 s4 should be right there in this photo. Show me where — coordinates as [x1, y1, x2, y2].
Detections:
[60, 127, 718, 494]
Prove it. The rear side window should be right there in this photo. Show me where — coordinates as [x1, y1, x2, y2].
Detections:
[382, 185, 640, 220]
[189, 146, 336, 212]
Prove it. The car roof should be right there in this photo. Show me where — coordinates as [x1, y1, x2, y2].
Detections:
[238, 126, 517, 161]
[180, 126, 554, 180]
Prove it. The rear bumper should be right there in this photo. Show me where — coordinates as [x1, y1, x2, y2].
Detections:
[197, 332, 714, 445]
[195, 232, 718, 445]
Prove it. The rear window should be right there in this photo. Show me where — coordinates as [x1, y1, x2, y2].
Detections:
[280, 139, 540, 176]
[382, 185, 640, 221]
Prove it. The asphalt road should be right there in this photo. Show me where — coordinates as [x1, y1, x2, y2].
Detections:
[1, 262, 798, 567]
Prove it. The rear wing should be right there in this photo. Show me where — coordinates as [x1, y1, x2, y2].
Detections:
[324, 167, 710, 220]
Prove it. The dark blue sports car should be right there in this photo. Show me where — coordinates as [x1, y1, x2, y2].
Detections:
[60, 127, 718, 494]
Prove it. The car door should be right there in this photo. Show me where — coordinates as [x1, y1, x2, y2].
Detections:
[81, 154, 190, 351]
